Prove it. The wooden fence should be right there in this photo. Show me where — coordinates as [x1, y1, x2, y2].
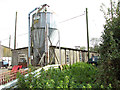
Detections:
[0, 64, 60, 89]
[0, 69, 28, 85]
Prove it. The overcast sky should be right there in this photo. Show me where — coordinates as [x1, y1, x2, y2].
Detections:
[0, 0, 114, 49]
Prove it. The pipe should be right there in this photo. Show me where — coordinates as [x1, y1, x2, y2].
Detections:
[28, 7, 39, 66]
[45, 7, 48, 65]
[58, 30, 61, 65]
[37, 4, 50, 14]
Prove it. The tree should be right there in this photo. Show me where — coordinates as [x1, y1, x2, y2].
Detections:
[90, 38, 100, 47]
[90, 38, 100, 51]
[98, 0, 120, 88]
[80, 46, 86, 50]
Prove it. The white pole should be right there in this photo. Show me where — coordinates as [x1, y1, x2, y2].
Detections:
[47, 24, 49, 64]
[28, 7, 39, 66]
[58, 30, 61, 65]
[45, 8, 48, 65]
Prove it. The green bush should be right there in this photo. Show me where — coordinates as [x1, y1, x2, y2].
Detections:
[17, 62, 114, 88]
[17, 62, 100, 88]
[98, 1, 120, 88]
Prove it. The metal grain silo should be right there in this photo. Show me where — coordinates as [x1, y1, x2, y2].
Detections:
[31, 12, 57, 65]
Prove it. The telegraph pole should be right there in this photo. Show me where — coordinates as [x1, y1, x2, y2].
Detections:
[9, 35, 11, 49]
[118, 0, 120, 11]
[111, 0, 113, 19]
[9, 35, 11, 56]
[86, 8, 90, 61]
[14, 12, 17, 49]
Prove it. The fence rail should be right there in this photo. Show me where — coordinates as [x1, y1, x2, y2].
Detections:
[0, 64, 60, 89]
[0, 69, 28, 85]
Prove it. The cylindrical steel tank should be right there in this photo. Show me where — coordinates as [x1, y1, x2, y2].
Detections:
[32, 12, 57, 65]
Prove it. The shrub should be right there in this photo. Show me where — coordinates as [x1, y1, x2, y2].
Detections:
[17, 62, 98, 88]
[98, 1, 120, 88]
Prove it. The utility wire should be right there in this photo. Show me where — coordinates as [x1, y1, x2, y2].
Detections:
[0, 38, 9, 41]
[59, 11, 85, 23]
[0, 12, 85, 41]
[17, 33, 28, 37]
[0, 32, 28, 42]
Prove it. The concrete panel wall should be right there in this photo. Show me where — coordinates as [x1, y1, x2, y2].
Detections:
[12, 48, 28, 66]
[69, 50, 73, 65]
[12, 51, 19, 66]
[80, 51, 82, 62]
[12, 46, 98, 66]
[55, 48, 59, 64]
[77, 51, 79, 62]
[82, 52, 85, 62]
[61, 49, 65, 64]
[74, 51, 77, 64]
[85, 52, 88, 62]
[66, 50, 69, 64]
[52, 47, 98, 65]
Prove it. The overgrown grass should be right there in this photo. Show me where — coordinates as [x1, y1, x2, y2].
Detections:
[16, 62, 112, 88]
